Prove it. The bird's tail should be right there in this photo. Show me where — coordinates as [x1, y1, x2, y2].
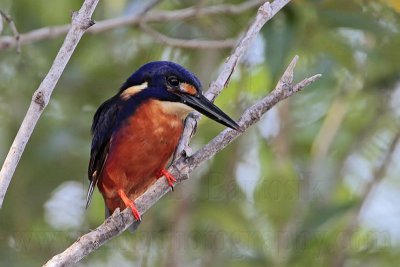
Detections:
[85, 180, 96, 209]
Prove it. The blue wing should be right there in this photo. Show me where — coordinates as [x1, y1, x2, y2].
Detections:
[86, 95, 121, 208]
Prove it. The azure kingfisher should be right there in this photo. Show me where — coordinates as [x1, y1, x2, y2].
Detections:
[86, 61, 239, 221]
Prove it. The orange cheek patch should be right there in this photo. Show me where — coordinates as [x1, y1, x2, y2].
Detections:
[181, 83, 197, 95]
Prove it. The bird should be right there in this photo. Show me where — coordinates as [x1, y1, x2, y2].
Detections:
[86, 61, 240, 222]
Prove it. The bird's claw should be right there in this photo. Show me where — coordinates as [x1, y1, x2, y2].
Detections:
[117, 189, 141, 221]
[156, 169, 177, 190]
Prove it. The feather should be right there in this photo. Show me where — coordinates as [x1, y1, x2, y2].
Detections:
[86, 96, 120, 208]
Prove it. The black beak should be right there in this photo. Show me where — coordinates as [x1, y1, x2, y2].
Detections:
[180, 93, 240, 131]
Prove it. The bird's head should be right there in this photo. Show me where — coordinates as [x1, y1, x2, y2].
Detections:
[119, 61, 240, 130]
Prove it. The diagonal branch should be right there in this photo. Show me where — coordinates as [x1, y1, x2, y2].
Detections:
[43, 58, 320, 266]
[0, 0, 99, 208]
[175, 0, 291, 160]
[0, 0, 264, 51]
[187, 59, 321, 172]
[42, 1, 303, 266]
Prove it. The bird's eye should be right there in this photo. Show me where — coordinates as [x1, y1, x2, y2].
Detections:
[167, 76, 180, 87]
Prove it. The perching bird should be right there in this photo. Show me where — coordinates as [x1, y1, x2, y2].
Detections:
[86, 61, 239, 221]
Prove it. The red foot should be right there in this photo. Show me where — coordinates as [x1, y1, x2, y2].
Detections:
[117, 189, 141, 221]
[156, 169, 177, 190]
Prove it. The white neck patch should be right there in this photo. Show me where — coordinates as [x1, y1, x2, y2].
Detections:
[120, 82, 148, 100]
[158, 101, 194, 119]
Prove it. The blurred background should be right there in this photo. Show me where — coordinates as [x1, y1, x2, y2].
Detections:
[1, 0, 400, 266]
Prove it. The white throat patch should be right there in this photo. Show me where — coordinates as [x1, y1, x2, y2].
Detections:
[158, 101, 194, 119]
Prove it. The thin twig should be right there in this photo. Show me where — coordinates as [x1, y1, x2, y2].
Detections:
[0, 9, 21, 53]
[42, 1, 302, 266]
[140, 23, 236, 49]
[187, 60, 321, 172]
[0, 0, 99, 208]
[175, 0, 291, 160]
[0, 0, 264, 51]
[43, 56, 320, 266]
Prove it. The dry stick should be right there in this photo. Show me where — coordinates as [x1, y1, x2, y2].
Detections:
[0, 0, 99, 208]
[43, 57, 321, 267]
[175, 0, 291, 158]
[140, 23, 236, 49]
[0, 0, 162, 210]
[0, 9, 21, 53]
[0, 0, 264, 51]
[90, 0, 265, 35]
[43, 1, 299, 266]
[188, 59, 321, 170]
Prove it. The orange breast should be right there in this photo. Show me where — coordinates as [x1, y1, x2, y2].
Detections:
[98, 99, 184, 213]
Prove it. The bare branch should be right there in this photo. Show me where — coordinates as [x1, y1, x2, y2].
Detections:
[176, 0, 291, 160]
[140, 23, 236, 49]
[206, 0, 291, 100]
[41, 1, 310, 266]
[43, 54, 320, 267]
[0, 0, 99, 208]
[187, 58, 321, 171]
[0, 0, 264, 51]
[0, 9, 21, 53]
